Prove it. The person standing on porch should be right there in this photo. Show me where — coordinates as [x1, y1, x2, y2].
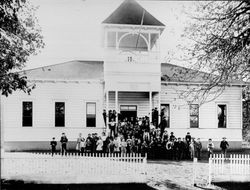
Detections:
[109, 118, 116, 137]
[102, 110, 107, 127]
[153, 107, 159, 128]
[220, 137, 229, 157]
[60, 133, 68, 156]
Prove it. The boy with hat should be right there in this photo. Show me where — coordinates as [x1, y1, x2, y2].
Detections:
[220, 137, 229, 157]
[50, 137, 57, 156]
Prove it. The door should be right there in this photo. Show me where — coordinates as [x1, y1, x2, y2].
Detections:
[120, 105, 137, 122]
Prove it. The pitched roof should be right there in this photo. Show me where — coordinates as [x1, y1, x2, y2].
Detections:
[21, 60, 103, 80]
[161, 63, 243, 84]
[21, 60, 243, 85]
[102, 0, 165, 26]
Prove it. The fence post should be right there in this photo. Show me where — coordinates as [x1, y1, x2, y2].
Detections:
[193, 157, 197, 186]
[208, 155, 212, 186]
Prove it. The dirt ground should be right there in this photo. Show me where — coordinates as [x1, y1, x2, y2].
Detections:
[146, 160, 212, 190]
[2, 151, 250, 190]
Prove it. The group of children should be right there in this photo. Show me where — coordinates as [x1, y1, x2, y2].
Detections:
[50, 129, 229, 159]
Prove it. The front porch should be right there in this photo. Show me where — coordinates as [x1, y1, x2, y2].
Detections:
[104, 91, 161, 124]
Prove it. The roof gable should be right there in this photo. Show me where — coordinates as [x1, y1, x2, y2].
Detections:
[21, 61, 103, 81]
[102, 0, 165, 26]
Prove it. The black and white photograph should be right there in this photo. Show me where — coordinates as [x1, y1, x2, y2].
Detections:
[0, 0, 250, 189]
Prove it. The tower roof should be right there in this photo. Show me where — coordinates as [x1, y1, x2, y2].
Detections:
[102, 0, 165, 26]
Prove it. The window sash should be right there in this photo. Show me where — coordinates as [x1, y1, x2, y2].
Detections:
[217, 104, 227, 128]
[55, 102, 65, 127]
[161, 104, 170, 128]
[86, 102, 96, 127]
[22, 102, 32, 127]
[189, 104, 199, 128]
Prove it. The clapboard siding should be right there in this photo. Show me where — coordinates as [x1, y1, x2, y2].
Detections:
[157, 84, 242, 141]
[2, 82, 105, 141]
[2, 81, 242, 144]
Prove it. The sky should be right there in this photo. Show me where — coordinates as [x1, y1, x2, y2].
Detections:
[26, 0, 195, 69]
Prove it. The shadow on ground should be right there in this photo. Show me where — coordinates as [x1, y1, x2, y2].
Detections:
[213, 182, 250, 190]
[1, 179, 157, 190]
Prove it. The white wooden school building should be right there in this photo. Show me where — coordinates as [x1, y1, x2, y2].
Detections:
[1, 0, 244, 151]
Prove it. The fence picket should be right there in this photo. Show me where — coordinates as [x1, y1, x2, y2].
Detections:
[209, 153, 250, 183]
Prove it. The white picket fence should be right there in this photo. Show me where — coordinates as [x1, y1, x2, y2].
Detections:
[1, 152, 147, 184]
[208, 154, 250, 184]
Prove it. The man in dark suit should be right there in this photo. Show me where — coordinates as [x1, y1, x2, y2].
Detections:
[60, 133, 68, 156]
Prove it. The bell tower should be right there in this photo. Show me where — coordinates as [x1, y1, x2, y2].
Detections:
[102, 0, 165, 126]
[102, 0, 165, 92]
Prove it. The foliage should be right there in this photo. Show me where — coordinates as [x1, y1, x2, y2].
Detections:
[178, 1, 250, 104]
[0, 0, 44, 96]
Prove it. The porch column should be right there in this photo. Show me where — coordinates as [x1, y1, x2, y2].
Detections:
[158, 91, 161, 125]
[149, 91, 152, 123]
[115, 90, 118, 124]
[106, 91, 109, 133]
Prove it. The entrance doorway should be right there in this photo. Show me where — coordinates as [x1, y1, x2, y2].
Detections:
[120, 105, 137, 122]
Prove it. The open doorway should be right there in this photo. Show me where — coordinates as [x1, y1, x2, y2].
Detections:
[120, 105, 137, 122]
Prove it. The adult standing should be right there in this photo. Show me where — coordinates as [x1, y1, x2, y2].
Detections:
[195, 138, 202, 160]
[220, 137, 229, 157]
[109, 118, 116, 137]
[159, 116, 167, 136]
[103, 110, 107, 127]
[185, 132, 192, 145]
[60, 133, 68, 156]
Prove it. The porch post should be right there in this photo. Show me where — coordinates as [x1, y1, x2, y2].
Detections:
[149, 91, 152, 123]
[115, 90, 118, 124]
[106, 91, 109, 134]
[158, 91, 161, 126]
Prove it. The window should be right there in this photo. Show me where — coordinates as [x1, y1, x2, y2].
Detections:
[86, 102, 96, 127]
[22, 102, 33, 127]
[120, 105, 137, 111]
[55, 102, 65, 127]
[217, 104, 227, 128]
[161, 104, 170, 128]
[190, 104, 199, 128]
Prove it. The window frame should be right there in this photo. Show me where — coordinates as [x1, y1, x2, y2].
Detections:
[216, 103, 228, 128]
[160, 104, 171, 128]
[86, 102, 96, 127]
[189, 104, 199, 128]
[55, 102, 65, 127]
[22, 101, 33, 127]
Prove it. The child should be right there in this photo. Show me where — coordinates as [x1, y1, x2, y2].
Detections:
[50, 137, 57, 156]
[121, 139, 127, 154]
[207, 138, 214, 159]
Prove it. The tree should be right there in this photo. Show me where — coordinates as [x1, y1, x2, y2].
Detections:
[177, 1, 250, 104]
[0, 0, 44, 96]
